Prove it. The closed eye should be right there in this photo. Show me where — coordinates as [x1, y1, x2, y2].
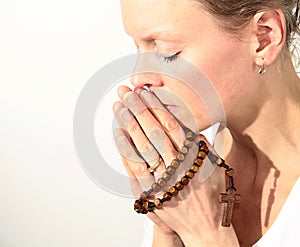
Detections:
[160, 51, 181, 63]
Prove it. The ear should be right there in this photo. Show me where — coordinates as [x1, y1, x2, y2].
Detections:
[250, 10, 286, 67]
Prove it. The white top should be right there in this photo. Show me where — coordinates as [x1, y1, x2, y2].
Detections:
[253, 177, 300, 246]
[141, 177, 300, 247]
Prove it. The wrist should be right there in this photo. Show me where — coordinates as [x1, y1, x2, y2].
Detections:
[180, 226, 239, 247]
[152, 225, 184, 247]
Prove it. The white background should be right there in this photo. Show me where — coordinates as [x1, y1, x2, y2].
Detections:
[1, 1, 299, 247]
[0, 0, 147, 246]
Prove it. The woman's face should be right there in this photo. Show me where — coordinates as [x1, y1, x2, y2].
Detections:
[120, 0, 255, 131]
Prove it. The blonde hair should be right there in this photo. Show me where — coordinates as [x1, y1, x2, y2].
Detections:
[196, 0, 300, 48]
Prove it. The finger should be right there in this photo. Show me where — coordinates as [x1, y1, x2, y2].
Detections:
[113, 101, 165, 174]
[139, 89, 186, 150]
[119, 90, 178, 167]
[113, 128, 154, 193]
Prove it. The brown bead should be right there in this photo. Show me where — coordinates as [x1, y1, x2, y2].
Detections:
[163, 192, 172, 201]
[194, 158, 203, 167]
[154, 198, 163, 209]
[190, 164, 199, 173]
[171, 159, 180, 168]
[140, 191, 148, 200]
[225, 168, 235, 177]
[157, 178, 167, 187]
[176, 153, 185, 162]
[216, 158, 225, 167]
[169, 186, 178, 196]
[181, 176, 190, 185]
[148, 202, 155, 212]
[162, 171, 171, 181]
[184, 139, 193, 148]
[199, 140, 206, 148]
[198, 151, 207, 160]
[166, 166, 176, 175]
[180, 146, 189, 155]
[200, 144, 209, 153]
[134, 200, 142, 210]
[152, 183, 161, 192]
[175, 181, 184, 190]
[185, 170, 194, 179]
[185, 130, 195, 141]
[143, 201, 149, 210]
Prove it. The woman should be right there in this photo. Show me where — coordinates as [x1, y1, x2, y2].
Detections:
[113, 0, 300, 246]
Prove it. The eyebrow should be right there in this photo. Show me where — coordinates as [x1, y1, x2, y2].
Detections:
[140, 30, 180, 42]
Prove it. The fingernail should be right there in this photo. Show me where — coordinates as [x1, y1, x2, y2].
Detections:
[125, 92, 138, 104]
[121, 109, 132, 121]
[113, 102, 123, 112]
[141, 90, 153, 102]
[117, 136, 128, 146]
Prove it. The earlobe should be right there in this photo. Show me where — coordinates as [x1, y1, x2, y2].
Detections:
[251, 10, 286, 67]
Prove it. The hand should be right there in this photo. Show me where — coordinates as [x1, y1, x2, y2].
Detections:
[113, 86, 239, 246]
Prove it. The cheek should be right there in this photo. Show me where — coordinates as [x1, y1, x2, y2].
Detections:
[165, 79, 221, 131]
[188, 42, 251, 114]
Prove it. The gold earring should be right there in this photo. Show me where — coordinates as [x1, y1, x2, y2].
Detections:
[258, 58, 266, 75]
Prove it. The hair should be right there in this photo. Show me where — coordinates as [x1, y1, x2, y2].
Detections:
[196, 0, 300, 49]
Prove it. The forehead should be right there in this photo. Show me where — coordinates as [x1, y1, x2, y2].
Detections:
[120, 0, 205, 40]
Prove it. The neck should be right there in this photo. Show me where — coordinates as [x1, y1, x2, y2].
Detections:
[227, 58, 300, 173]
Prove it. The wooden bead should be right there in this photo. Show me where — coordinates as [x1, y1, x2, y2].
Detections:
[180, 146, 189, 155]
[200, 144, 209, 153]
[169, 186, 178, 196]
[185, 130, 195, 141]
[198, 151, 207, 160]
[162, 171, 171, 181]
[157, 178, 167, 187]
[140, 191, 148, 200]
[148, 202, 155, 212]
[225, 168, 235, 177]
[181, 176, 190, 185]
[143, 201, 149, 210]
[194, 158, 203, 167]
[171, 159, 180, 168]
[216, 158, 225, 167]
[177, 153, 185, 162]
[199, 140, 206, 148]
[166, 166, 176, 175]
[175, 181, 184, 190]
[185, 170, 195, 179]
[184, 139, 193, 148]
[154, 198, 163, 209]
[152, 183, 161, 192]
[190, 164, 199, 173]
[163, 192, 172, 201]
[134, 200, 142, 210]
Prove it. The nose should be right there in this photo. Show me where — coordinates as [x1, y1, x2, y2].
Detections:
[130, 52, 163, 88]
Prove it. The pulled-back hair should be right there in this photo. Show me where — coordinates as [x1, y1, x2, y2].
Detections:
[196, 0, 299, 48]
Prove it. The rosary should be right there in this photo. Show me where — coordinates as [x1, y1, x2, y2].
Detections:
[134, 128, 240, 227]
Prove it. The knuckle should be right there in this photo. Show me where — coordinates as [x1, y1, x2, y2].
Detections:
[164, 117, 180, 132]
[140, 142, 157, 162]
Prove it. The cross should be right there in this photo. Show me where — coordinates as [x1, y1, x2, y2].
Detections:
[219, 188, 241, 227]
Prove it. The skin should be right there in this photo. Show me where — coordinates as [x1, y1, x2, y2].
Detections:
[113, 0, 300, 246]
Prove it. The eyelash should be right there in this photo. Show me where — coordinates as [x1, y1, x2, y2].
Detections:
[136, 48, 181, 64]
[160, 52, 181, 63]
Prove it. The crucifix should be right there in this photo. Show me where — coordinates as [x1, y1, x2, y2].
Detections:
[219, 188, 241, 227]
